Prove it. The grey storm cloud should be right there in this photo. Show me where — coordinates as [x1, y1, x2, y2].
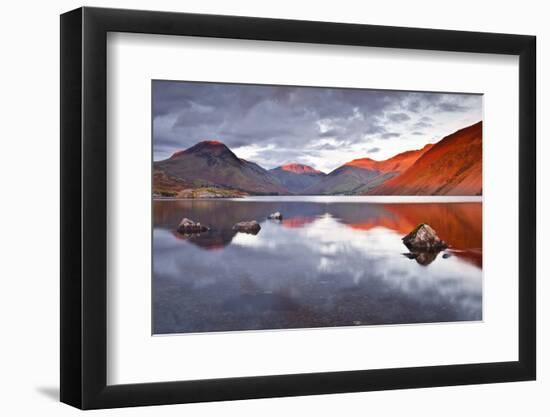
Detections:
[404, 94, 475, 114]
[381, 132, 401, 139]
[413, 116, 434, 129]
[387, 112, 411, 123]
[153, 80, 481, 165]
[367, 147, 381, 154]
[414, 121, 432, 129]
[437, 102, 469, 112]
[318, 128, 343, 138]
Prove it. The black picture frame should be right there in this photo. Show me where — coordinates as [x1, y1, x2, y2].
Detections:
[60, 6, 536, 410]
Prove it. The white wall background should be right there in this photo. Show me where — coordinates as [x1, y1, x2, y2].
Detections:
[0, 0, 545, 415]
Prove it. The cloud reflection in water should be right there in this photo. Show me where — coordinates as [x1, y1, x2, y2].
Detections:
[153, 198, 482, 334]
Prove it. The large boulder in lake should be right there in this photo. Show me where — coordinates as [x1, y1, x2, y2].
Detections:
[177, 217, 209, 234]
[233, 220, 261, 234]
[402, 250, 439, 266]
[268, 212, 283, 220]
[402, 223, 447, 251]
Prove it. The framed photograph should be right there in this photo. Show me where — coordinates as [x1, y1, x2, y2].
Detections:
[60, 7, 536, 409]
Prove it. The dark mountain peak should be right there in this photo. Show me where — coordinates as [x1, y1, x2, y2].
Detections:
[185, 140, 228, 152]
[170, 140, 237, 160]
[272, 163, 325, 175]
[192, 139, 226, 149]
[156, 140, 288, 195]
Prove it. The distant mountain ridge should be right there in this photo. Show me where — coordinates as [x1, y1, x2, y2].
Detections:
[153, 121, 482, 197]
[277, 163, 324, 174]
[270, 163, 326, 193]
[305, 144, 434, 195]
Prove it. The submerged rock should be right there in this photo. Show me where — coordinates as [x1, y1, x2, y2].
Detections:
[233, 220, 261, 234]
[268, 212, 283, 220]
[402, 223, 447, 251]
[402, 250, 440, 266]
[177, 217, 209, 234]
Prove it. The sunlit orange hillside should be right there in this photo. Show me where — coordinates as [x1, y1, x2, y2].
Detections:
[305, 144, 433, 195]
[370, 122, 482, 195]
[346, 143, 434, 174]
[153, 122, 482, 197]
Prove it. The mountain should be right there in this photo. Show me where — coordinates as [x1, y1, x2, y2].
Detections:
[370, 122, 482, 195]
[269, 163, 326, 193]
[346, 143, 434, 173]
[305, 144, 433, 195]
[153, 122, 482, 197]
[303, 165, 385, 195]
[154, 140, 288, 195]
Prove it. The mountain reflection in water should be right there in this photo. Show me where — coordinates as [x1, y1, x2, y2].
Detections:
[153, 197, 482, 334]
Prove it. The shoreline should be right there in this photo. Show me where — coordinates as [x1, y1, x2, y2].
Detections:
[153, 195, 483, 203]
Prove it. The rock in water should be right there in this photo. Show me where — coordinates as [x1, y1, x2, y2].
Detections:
[177, 217, 209, 234]
[233, 220, 261, 234]
[402, 250, 439, 266]
[402, 223, 447, 250]
[268, 212, 283, 220]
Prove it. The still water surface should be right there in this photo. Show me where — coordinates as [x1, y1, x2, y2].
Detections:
[153, 197, 482, 334]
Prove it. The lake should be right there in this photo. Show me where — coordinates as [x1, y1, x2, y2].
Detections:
[153, 196, 482, 334]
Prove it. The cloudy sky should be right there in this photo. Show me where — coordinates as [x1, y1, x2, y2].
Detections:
[153, 80, 482, 173]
